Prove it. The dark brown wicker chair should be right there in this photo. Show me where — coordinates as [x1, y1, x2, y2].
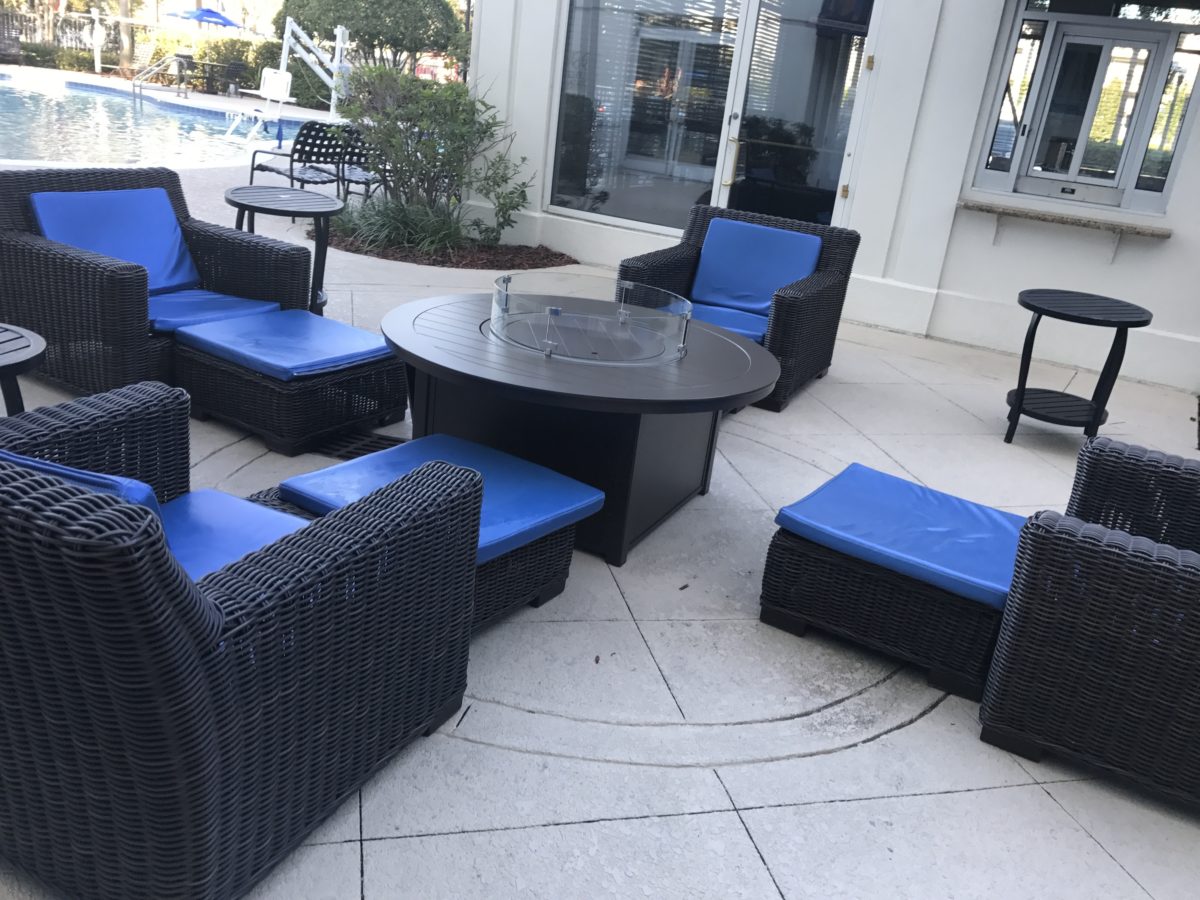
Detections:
[0, 167, 311, 395]
[981, 437, 1200, 806]
[618, 205, 861, 411]
[0, 381, 481, 900]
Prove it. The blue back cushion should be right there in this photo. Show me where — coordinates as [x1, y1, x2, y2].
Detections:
[174, 309, 392, 381]
[0, 449, 161, 517]
[30, 188, 201, 295]
[279, 434, 605, 565]
[691, 218, 822, 316]
[775, 464, 1026, 609]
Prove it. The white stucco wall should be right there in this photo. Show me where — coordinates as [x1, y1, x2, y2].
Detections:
[472, 0, 1200, 391]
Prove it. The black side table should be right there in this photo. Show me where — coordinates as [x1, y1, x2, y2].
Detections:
[0, 323, 46, 415]
[1005, 289, 1152, 443]
[224, 185, 345, 315]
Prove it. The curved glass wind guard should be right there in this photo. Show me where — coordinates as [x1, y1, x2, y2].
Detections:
[490, 273, 692, 366]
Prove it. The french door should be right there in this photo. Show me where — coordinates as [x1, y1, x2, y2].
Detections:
[711, 0, 875, 226]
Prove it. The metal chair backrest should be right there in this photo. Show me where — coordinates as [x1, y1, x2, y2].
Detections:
[291, 121, 345, 167]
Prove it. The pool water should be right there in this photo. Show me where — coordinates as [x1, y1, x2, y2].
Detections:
[0, 79, 301, 166]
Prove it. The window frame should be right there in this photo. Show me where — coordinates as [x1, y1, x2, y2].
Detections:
[973, 4, 1199, 214]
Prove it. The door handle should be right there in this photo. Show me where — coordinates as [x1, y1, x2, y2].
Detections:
[722, 140, 742, 186]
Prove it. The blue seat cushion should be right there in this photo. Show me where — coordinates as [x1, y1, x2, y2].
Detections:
[149, 290, 280, 333]
[159, 489, 308, 580]
[279, 434, 605, 565]
[691, 218, 823, 316]
[775, 464, 1025, 609]
[0, 449, 160, 516]
[174, 309, 393, 381]
[690, 303, 769, 344]
[30, 188, 201, 295]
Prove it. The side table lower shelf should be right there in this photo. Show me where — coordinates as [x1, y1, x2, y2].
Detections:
[1006, 388, 1108, 429]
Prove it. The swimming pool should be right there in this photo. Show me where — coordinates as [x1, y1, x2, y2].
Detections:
[0, 78, 301, 166]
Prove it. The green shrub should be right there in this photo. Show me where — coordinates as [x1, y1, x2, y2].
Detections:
[196, 38, 257, 88]
[333, 196, 469, 254]
[340, 68, 531, 249]
[19, 43, 58, 68]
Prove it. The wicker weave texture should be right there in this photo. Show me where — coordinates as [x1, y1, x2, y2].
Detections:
[173, 345, 408, 455]
[981, 439, 1200, 805]
[0, 389, 480, 900]
[618, 205, 861, 412]
[249, 486, 575, 631]
[0, 168, 311, 395]
[760, 528, 1003, 698]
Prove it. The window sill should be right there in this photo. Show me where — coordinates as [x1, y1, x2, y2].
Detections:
[957, 198, 1172, 239]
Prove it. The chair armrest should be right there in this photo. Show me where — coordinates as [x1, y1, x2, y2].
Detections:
[180, 219, 311, 310]
[763, 268, 848, 356]
[617, 244, 699, 298]
[983, 511, 1200, 759]
[1066, 437, 1200, 553]
[0, 381, 191, 502]
[0, 231, 156, 388]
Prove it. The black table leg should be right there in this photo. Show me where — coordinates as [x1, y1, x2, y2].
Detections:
[235, 208, 246, 231]
[1, 375, 24, 415]
[1087, 327, 1128, 437]
[311, 215, 330, 315]
[1005, 313, 1042, 444]
[246, 211, 256, 234]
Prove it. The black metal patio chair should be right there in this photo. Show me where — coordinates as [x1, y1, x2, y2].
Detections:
[249, 119, 341, 191]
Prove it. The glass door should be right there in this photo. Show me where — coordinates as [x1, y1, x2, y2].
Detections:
[712, 0, 874, 224]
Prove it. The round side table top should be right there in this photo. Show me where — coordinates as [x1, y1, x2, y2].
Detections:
[382, 293, 781, 414]
[0, 323, 47, 376]
[1018, 289, 1152, 328]
[224, 185, 344, 217]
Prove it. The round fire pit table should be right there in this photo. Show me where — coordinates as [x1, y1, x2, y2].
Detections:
[382, 281, 780, 565]
[1005, 289, 1152, 443]
[224, 185, 344, 315]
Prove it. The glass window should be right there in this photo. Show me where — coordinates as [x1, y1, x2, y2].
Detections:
[550, 1, 740, 229]
[1137, 31, 1200, 189]
[986, 20, 1046, 172]
[978, 2, 1200, 209]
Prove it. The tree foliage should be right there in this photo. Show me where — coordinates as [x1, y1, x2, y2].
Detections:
[274, 0, 461, 69]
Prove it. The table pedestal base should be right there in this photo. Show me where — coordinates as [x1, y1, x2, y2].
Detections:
[411, 371, 720, 566]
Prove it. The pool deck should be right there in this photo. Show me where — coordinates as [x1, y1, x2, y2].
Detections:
[2, 160, 1200, 899]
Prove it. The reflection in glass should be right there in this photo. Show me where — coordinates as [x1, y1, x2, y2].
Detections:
[1138, 32, 1200, 190]
[1025, 1, 1200, 26]
[550, 1, 739, 229]
[1033, 42, 1103, 174]
[727, 0, 874, 224]
[1078, 46, 1149, 179]
[987, 20, 1046, 172]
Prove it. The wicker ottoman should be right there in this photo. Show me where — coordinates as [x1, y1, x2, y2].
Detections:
[256, 434, 605, 632]
[173, 310, 406, 455]
[759, 464, 1025, 699]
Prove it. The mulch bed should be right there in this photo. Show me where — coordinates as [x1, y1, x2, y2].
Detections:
[325, 232, 578, 269]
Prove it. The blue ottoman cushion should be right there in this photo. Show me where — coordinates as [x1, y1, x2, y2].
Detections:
[0, 450, 161, 516]
[149, 290, 280, 333]
[690, 303, 769, 344]
[279, 434, 605, 565]
[775, 464, 1025, 609]
[174, 309, 393, 381]
[691, 218, 822, 317]
[160, 489, 308, 580]
[31, 188, 201, 295]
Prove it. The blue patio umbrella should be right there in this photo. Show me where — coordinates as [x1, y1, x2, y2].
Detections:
[167, 8, 241, 28]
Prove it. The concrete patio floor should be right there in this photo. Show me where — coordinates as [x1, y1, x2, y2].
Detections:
[3, 165, 1200, 900]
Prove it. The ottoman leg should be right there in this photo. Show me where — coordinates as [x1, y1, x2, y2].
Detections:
[980, 725, 1045, 762]
[927, 667, 984, 702]
[529, 576, 568, 609]
[759, 603, 808, 637]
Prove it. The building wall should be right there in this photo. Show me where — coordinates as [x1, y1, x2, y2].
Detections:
[472, 0, 1200, 391]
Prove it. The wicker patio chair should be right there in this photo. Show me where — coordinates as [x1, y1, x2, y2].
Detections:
[0, 381, 480, 900]
[981, 437, 1200, 806]
[618, 205, 861, 411]
[0, 167, 311, 395]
